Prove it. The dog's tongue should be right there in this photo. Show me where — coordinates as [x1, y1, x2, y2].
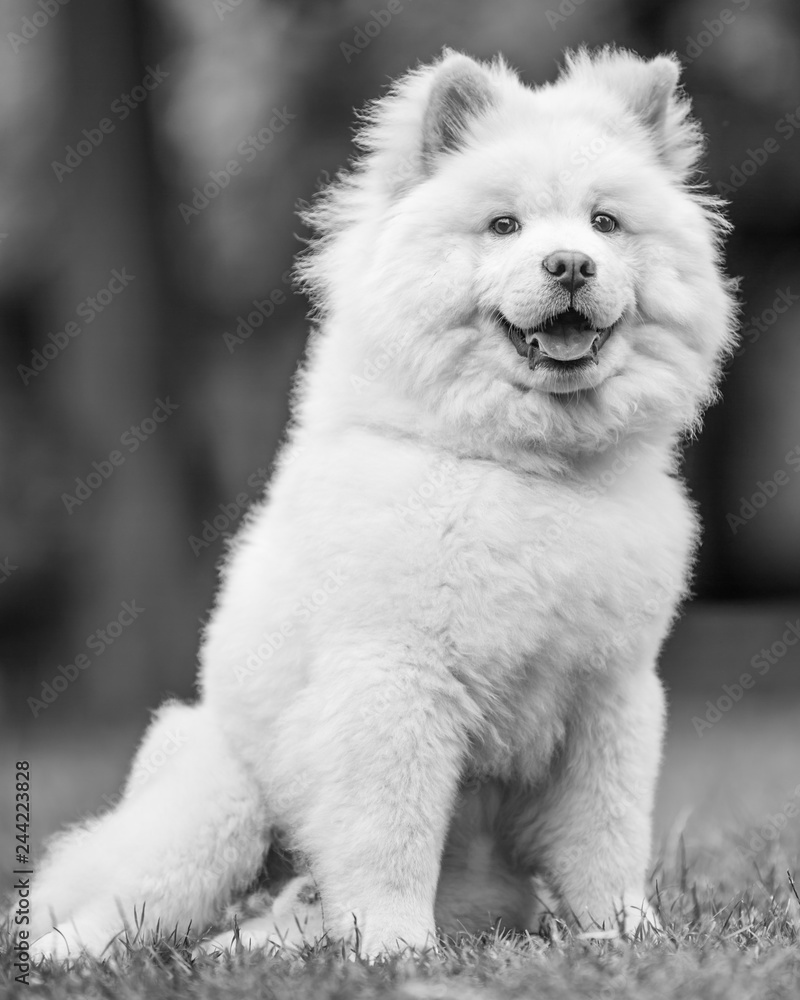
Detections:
[525, 326, 599, 362]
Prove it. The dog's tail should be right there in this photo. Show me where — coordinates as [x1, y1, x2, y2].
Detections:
[29, 699, 269, 950]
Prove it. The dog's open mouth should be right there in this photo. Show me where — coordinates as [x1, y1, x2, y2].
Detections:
[498, 308, 615, 371]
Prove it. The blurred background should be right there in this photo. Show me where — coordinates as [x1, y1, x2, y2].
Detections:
[0, 0, 799, 889]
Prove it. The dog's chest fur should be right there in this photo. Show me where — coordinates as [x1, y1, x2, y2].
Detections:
[236, 429, 695, 779]
[400, 446, 693, 776]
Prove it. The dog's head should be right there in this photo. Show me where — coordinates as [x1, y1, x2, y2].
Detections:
[299, 49, 737, 460]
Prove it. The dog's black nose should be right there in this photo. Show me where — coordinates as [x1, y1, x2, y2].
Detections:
[542, 251, 596, 293]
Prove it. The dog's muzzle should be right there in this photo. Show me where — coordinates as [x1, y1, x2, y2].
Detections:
[500, 308, 615, 370]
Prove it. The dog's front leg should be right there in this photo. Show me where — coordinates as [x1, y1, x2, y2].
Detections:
[514, 665, 665, 937]
[283, 648, 472, 957]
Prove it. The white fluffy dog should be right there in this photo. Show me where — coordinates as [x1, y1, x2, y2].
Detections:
[29, 48, 736, 960]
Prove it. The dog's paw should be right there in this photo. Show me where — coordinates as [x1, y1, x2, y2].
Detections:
[574, 893, 661, 941]
[355, 927, 439, 962]
[197, 875, 325, 956]
[29, 922, 122, 963]
[342, 912, 438, 961]
[622, 899, 661, 939]
[198, 915, 296, 956]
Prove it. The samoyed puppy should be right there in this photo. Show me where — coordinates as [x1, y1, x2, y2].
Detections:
[29, 47, 736, 960]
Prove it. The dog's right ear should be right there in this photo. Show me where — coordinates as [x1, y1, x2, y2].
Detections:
[351, 51, 504, 199]
[420, 54, 496, 165]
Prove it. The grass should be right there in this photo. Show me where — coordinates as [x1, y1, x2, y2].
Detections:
[3, 696, 800, 998]
[2, 870, 800, 1000]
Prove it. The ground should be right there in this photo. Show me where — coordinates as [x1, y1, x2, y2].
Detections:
[2, 603, 800, 998]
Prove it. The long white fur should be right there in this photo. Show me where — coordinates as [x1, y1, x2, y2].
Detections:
[27, 48, 737, 961]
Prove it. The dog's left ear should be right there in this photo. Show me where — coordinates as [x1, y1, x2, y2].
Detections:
[421, 54, 496, 164]
[562, 50, 701, 178]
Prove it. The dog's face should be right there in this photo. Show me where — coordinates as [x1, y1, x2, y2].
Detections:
[411, 117, 667, 401]
[302, 50, 737, 458]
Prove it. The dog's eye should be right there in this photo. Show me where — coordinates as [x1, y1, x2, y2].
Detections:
[490, 216, 520, 236]
[591, 213, 617, 234]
